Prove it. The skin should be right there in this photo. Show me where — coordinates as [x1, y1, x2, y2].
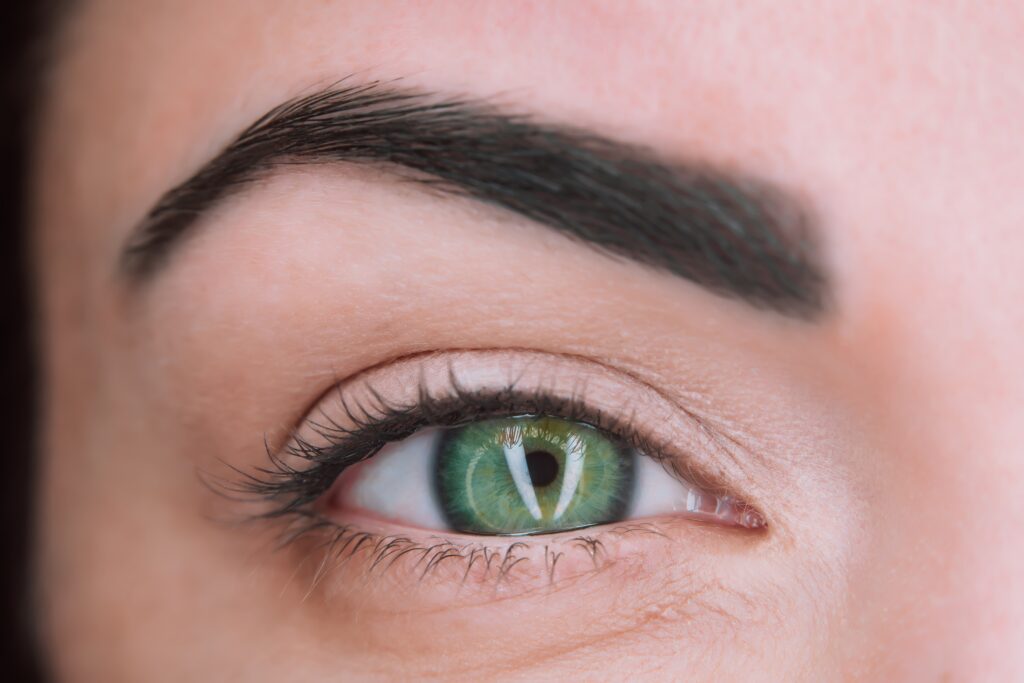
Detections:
[30, 1, 1024, 681]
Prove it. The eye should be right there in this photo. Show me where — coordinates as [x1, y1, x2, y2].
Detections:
[334, 414, 761, 536]
[231, 349, 769, 571]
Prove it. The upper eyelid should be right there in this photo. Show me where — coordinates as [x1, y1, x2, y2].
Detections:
[278, 348, 762, 507]
[286, 346, 697, 448]
[295, 350, 667, 458]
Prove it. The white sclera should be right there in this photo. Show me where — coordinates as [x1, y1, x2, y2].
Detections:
[629, 453, 697, 518]
[346, 429, 757, 530]
[631, 454, 757, 526]
[348, 428, 447, 529]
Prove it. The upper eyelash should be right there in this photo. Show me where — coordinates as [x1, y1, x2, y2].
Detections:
[226, 371, 674, 524]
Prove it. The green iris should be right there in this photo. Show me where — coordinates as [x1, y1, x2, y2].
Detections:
[433, 416, 635, 535]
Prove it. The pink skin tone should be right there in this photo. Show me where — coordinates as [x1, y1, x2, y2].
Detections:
[31, 1, 1024, 681]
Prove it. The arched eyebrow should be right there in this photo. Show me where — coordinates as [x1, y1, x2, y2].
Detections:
[121, 80, 828, 318]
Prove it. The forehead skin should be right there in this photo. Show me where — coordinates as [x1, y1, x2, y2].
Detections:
[32, 1, 1024, 680]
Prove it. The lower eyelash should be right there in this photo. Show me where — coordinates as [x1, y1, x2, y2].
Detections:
[260, 509, 669, 596]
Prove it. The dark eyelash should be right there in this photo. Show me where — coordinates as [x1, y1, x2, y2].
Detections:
[262, 520, 667, 593]
[225, 372, 667, 523]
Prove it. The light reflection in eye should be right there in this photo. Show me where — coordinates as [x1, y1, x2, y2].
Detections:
[334, 415, 764, 536]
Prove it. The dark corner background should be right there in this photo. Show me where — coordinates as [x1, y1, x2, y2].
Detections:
[2, 3, 47, 682]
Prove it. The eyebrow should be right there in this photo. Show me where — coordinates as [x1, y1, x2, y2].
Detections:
[121, 80, 828, 317]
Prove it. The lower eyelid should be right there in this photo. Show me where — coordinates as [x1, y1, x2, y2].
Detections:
[279, 511, 692, 606]
[267, 473, 765, 618]
[261, 512, 763, 673]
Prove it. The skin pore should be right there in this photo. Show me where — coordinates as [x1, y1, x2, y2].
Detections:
[31, 1, 1024, 681]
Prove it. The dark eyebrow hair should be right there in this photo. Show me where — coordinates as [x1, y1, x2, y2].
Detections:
[122, 80, 827, 317]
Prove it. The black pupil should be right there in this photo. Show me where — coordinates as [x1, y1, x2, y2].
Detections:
[526, 450, 559, 487]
